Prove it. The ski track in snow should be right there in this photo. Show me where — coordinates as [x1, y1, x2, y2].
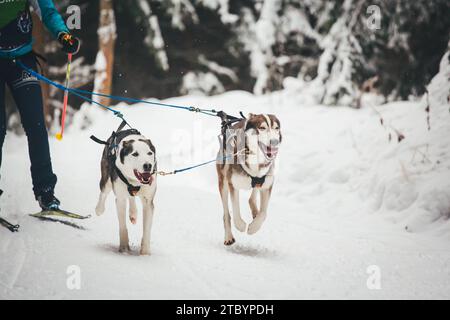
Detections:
[0, 91, 449, 299]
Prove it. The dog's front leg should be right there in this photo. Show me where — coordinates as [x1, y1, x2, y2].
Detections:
[140, 197, 154, 255]
[116, 197, 130, 252]
[248, 187, 271, 235]
[229, 184, 247, 232]
[249, 189, 259, 219]
[129, 197, 138, 225]
[95, 179, 112, 216]
[219, 181, 234, 245]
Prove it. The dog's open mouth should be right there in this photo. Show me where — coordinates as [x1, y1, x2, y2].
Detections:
[258, 142, 279, 160]
[134, 170, 154, 185]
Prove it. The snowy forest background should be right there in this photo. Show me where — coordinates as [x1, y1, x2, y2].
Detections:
[2, 0, 450, 299]
[4, 0, 450, 129]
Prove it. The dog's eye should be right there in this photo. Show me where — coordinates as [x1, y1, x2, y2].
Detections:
[132, 152, 139, 157]
[259, 126, 267, 131]
[147, 152, 153, 156]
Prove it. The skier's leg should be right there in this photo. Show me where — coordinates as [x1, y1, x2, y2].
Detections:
[6, 53, 57, 198]
[0, 74, 6, 173]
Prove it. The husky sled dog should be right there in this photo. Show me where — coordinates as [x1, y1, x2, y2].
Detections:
[216, 114, 281, 245]
[94, 125, 157, 255]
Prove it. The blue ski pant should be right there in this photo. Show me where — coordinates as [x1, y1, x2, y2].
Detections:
[0, 52, 57, 197]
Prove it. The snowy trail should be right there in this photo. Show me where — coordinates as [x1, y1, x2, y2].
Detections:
[1, 91, 449, 299]
[1, 181, 449, 299]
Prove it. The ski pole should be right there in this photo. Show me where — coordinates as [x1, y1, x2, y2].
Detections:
[0, 216, 20, 232]
[56, 53, 73, 141]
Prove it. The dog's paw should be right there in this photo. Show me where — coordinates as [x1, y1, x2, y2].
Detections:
[118, 245, 130, 253]
[140, 247, 151, 256]
[251, 210, 259, 219]
[234, 218, 247, 233]
[224, 238, 236, 246]
[95, 205, 105, 216]
[247, 219, 263, 235]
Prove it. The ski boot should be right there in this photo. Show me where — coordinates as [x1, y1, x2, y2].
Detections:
[36, 189, 61, 211]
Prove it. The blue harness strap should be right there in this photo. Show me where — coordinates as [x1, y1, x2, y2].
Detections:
[15, 59, 247, 176]
[15, 59, 218, 117]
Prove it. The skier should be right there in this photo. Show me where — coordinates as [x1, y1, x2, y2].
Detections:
[0, 0, 80, 211]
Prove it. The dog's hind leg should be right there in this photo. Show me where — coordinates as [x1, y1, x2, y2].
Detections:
[229, 184, 247, 233]
[248, 187, 272, 235]
[116, 197, 130, 253]
[95, 179, 112, 216]
[219, 180, 235, 246]
[140, 197, 154, 255]
[249, 189, 259, 219]
[129, 197, 138, 225]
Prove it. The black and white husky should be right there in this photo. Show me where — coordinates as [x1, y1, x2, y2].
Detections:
[216, 114, 282, 245]
[95, 128, 157, 255]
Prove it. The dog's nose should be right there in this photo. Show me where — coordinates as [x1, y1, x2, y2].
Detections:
[270, 139, 280, 146]
[143, 163, 152, 172]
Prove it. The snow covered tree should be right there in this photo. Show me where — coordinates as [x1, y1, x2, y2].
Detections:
[309, 0, 366, 106]
[132, 0, 169, 71]
[16, 0, 447, 117]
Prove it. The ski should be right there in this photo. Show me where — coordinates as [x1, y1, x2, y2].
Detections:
[29, 209, 91, 230]
[0, 216, 20, 232]
[30, 215, 87, 230]
[30, 209, 91, 220]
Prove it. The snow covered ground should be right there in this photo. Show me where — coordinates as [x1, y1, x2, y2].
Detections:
[1, 77, 449, 299]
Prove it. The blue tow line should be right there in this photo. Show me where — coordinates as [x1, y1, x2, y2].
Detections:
[15, 59, 237, 175]
[15, 60, 219, 117]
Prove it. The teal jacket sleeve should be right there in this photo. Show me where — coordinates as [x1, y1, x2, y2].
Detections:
[34, 0, 69, 38]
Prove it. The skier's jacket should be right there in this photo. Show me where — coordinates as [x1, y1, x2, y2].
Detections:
[0, 0, 69, 59]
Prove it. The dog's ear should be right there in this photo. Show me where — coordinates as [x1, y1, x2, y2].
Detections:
[268, 115, 282, 142]
[245, 117, 258, 131]
[268, 114, 280, 128]
[148, 140, 155, 154]
[120, 139, 134, 164]
[139, 139, 155, 154]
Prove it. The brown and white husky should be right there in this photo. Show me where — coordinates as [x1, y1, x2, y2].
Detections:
[216, 114, 282, 245]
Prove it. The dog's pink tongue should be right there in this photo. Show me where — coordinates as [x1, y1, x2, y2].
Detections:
[141, 172, 151, 180]
[267, 147, 278, 157]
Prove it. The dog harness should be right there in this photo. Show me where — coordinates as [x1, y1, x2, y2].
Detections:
[250, 175, 266, 188]
[90, 120, 156, 197]
[218, 112, 268, 189]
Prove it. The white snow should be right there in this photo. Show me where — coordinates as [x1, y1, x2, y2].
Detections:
[97, 9, 117, 45]
[199, 0, 238, 24]
[181, 71, 225, 96]
[168, 0, 199, 31]
[137, 0, 170, 71]
[92, 50, 107, 102]
[0, 82, 449, 298]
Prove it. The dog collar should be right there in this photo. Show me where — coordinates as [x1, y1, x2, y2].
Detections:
[114, 165, 157, 197]
[115, 165, 141, 196]
[251, 175, 266, 188]
[239, 164, 267, 188]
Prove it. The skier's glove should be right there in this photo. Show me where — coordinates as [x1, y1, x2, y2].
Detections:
[58, 32, 80, 55]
